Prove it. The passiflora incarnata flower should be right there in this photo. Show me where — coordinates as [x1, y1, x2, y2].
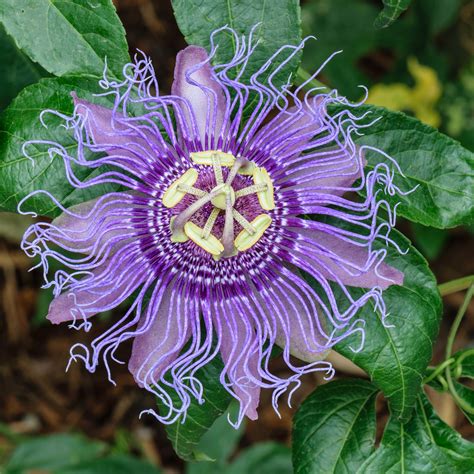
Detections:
[21, 29, 406, 426]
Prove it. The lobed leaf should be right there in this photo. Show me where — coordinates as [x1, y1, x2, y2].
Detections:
[293, 382, 474, 473]
[411, 223, 448, 261]
[292, 379, 378, 474]
[6, 433, 106, 472]
[226, 443, 293, 474]
[331, 225, 442, 421]
[58, 454, 163, 474]
[0, 24, 46, 111]
[186, 402, 244, 474]
[331, 104, 474, 228]
[359, 394, 474, 472]
[453, 381, 474, 425]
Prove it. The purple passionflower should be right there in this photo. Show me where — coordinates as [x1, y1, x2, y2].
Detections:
[20, 29, 405, 426]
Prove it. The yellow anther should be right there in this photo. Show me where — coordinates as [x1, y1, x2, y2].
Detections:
[237, 161, 256, 176]
[190, 150, 236, 167]
[234, 214, 272, 252]
[170, 217, 189, 242]
[212, 247, 237, 262]
[184, 221, 224, 256]
[162, 168, 199, 208]
[211, 184, 235, 210]
[253, 167, 275, 210]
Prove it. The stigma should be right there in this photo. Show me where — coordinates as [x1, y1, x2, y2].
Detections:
[162, 151, 275, 259]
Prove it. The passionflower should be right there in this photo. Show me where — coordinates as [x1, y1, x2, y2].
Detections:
[21, 29, 404, 426]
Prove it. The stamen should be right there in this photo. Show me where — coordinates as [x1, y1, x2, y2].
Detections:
[168, 151, 275, 257]
[232, 209, 256, 235]
[176, 184, 206, 198]
[162, 168, 198, 208]
[202, 208, 220, 239]
[191, 150, 235, 167]
[220, 193, 237, 259]
[212, 152, 224, 185]
[234, 214, 272, 251]
[238, 162, 256, 176]
[235, 183, 267, 198]
[184, 221, 224, 256]
[171, 187, 223, 239]
[253, 167, 275, 210]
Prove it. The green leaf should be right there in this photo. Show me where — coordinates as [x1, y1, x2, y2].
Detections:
[0, 0, 129, 78]
[453, 381, 474, 424]
[301, 0, 417, 98]
[302, 0, 377, 97]
[333, 104, 474, 228]
[0, 76, 119, 217]
[416, 0, 463, 35]
[6, 433, 106, 472]
[374, 0, 412, 29]
[171, 0, 302, 88]
[156, 358, 233, 462]
[451, 350, 474, 423]
[411, 223, 448, 261]
[226, 443, 292, 474]
[186, 402, 244, 474]
[56, 454, 162, 474]
[196, 402, 243, 463]
[333, 226, 442, 421]
[0, 24, 46, 111]
[439, 59, 474, 152]
[293, 383, 474, 473]
[359, 394, 474, 472]
[292, 379, 378, 474]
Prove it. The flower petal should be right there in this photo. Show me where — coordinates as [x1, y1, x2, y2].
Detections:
[283, 222, 404, 289]
[266, 271, 330, 363]
[212, 298, 261, 421]
[172, 46, 226, 146]
[72, 95, 161, 163]
[244, 267, 329, 364]
[51, 193, 137, 253]
[128, 283, 191, 388]
[279, 148, 366, 197]
[247, 101, 324, 165]
[48, 249, 146, 325]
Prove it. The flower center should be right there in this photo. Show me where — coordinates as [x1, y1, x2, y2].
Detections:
[162, 151, 275, 260]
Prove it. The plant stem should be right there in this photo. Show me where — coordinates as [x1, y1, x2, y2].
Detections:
[438, 275, 474, 296]
[445, 283, 474, 413]
[423, 358, 455, 384]
[445, 283, 474, 360]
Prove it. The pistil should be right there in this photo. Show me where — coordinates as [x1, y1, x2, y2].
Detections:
[170, 188, 222, 241]
[220, 193, 237, 258]
[163, 150, 274, 258]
